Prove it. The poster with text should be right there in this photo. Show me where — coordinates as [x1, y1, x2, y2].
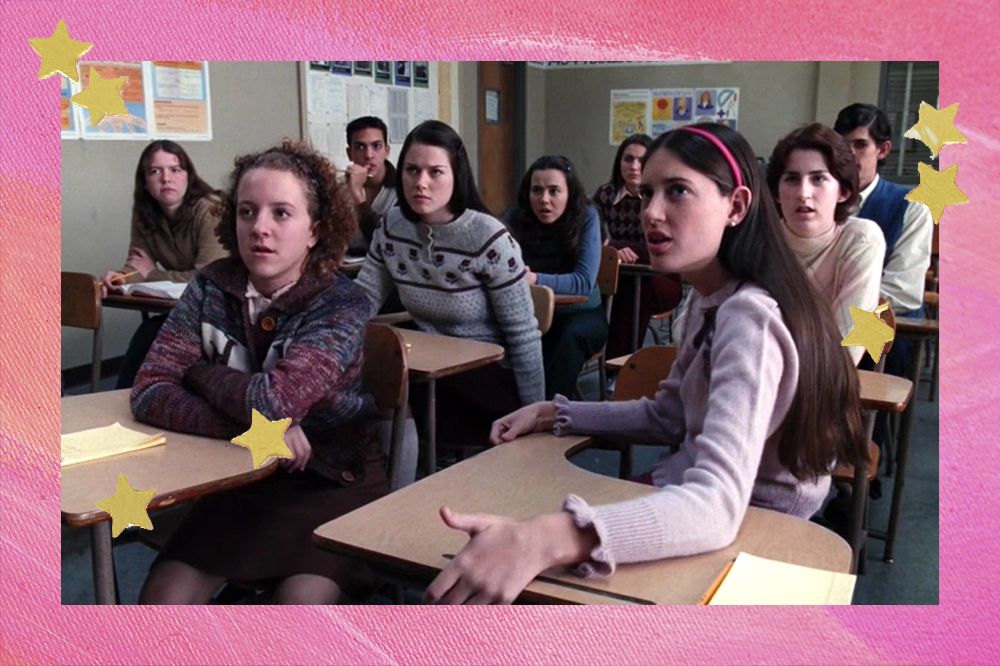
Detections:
[79, 61, 149, 138]
[151, 61, 211, 140]
[610, 89, 651, 145]
[651, 88, 692, 136]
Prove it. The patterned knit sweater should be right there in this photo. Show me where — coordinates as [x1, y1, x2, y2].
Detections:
[131, 257, 378, 481]
[592, 182, 646, 256]
[356, 207, 545, 406]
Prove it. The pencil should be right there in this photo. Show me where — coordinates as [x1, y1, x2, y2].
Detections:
[698, 560, 735, 605]
[111, 271, 138, 283]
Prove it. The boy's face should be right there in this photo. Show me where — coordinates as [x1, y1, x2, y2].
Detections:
[346, 128, 390, 183]
[841, 126, 891, 190]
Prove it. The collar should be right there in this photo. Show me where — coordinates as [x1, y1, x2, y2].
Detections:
[201, 257, 337, 314]
[612, 186, 640, 206]
[857, 174, 880, 209]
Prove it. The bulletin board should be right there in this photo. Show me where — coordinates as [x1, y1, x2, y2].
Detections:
[299, 61, 448, 168]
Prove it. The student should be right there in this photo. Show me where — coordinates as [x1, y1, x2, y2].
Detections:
[356, 120, 544, 445]
[592, 134, 682, 358]
[344, 116, 397, 256]
[504, 156, 607, 400]
[834, 104, 933, 333]
[99, 141, 228, 388]
[132, 140, 386, 605]
[424, 124, 867, 605]
[767, 123, 885, 365]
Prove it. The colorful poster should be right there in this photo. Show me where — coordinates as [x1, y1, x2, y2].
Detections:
[610, 89, 651, 144]
[694, 88, 716, 116]
[394, 61, 411, 87]
[60, 75, 77, 139]
[79, 61, 148, 138]
[651, 88, 692, 136]
[414, 61, 429, 88]
[353, 61, 372, 76]
[714, 87, 740, 123]
[374, 60, 392, 84]
[151, 61, 211, 139]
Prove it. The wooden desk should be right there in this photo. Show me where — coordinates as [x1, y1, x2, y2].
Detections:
[554, 294, 589, 306]
[391, 328, 505, 477]
[62, 390, 275, 604]
[102, 294, 177, 319]
[618, 263, 662, 353]
[314, 433, 852, 604]
[340, 260, 365, 275]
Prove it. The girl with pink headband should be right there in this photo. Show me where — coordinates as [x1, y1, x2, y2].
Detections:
[425, 123, 867, 605]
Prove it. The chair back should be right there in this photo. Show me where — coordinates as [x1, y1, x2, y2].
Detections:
[529, 285, 555, 335]
[597, 245, 621, 299]
[62, 272, 103, 392]
[362, 324, 411, 490]
[875, 300, 896, 373]
[614, 345, 678, 402]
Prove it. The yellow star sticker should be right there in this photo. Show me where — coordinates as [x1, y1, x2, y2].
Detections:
[28, 19, 93, 82]
[903, 102, 967, 159]
[842, 304, 895, 364]
[95, 474, 156, 538]
[231, 409, 292, 469]
[71, 67, 129, 127]
[905, 162, 969, 225]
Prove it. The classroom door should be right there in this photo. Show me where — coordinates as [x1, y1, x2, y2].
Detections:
[478, 62, 517, 216]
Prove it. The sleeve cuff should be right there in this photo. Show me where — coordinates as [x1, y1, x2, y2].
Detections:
[562, 494, 615, 578]
[552, 393, 574, 436]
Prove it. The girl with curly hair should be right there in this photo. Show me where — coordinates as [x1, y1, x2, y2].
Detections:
[132, 140, 387, 604]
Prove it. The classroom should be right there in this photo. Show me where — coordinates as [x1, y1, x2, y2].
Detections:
[61, 60, 939, 605]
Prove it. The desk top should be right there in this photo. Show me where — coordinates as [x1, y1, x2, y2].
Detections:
[314, 433, 851, 605]
[62, 390, 274, 527]
[554, 294, 589, 306]
[340, 260, 365, 275]
[618, 262, 662, 276]
[102, 294, 178, 313]
[392, 328, 504, 380]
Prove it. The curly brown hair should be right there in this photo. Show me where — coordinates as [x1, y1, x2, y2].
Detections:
[215, 139, 357, 276]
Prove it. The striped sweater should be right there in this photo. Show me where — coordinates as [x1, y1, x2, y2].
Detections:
[130, 257, 378, 481]
[356, 207, 545, 406]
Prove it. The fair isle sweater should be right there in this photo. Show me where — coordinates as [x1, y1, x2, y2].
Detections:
[784, 216, 885, 365]
[356, 207, 545, 406]
[553, 278, 828, 577]
[130, 258, 378, 481]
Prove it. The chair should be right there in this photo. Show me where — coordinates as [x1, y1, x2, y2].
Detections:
[923, 291, 939, 402]
[596, 345, 679, 479]
[647, 309, 676, 345]
[580, 246, 621, 400]
[62, 272, 103, 393]
[363, 323, 412, 492]
[529, 285, 555, 335]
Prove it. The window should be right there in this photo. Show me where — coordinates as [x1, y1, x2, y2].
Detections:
[878, 61, 940, 185]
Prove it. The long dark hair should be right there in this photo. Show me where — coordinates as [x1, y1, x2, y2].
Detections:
[215, 139, 356, 277]
[649, 124, 867, 479]
[132, 140, 217, 234]
[766, 123, 859, 223]
[507, 155, 590, 265]
[610, 133, 652, 190]
[395, 120, 490, 222]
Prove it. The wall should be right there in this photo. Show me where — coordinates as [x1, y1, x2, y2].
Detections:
[61, 61, 302, 369]
[541, 61, 883, 195]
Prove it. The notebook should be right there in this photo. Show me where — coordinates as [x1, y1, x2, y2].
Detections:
[61, 422, 166, 467]
[111, 280, 188, 300]
[702, 552, 856, 605]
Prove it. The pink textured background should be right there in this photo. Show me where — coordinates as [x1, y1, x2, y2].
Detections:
[1, 0, 994, 662]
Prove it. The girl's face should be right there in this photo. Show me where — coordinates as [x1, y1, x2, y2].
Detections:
[236, 168, 317, 296]
[700, 91, 711, 105]
[402, 143, 455, 225]
[529, 169, 569, 225]
[639, 147, 749, 292]
[144, 150, 189, 216]
[777, 148, 847, 238]
[619, 144, 646, 193]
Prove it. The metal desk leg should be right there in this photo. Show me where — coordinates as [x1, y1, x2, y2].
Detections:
[630, 274, 642, 353]
[90, 522, 116, 604]
[848, 454, 869, 574]
[882, 336, 926, 563]
[424, 379, 437, 478]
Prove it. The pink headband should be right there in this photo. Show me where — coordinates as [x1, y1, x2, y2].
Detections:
[674, 126, 744, 189]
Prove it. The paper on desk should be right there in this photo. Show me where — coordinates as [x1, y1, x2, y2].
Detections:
[708, 552, 856, 605]
[61, 422, 166, 467]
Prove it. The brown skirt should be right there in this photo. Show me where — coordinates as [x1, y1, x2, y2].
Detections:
[155, 454, 388, 596]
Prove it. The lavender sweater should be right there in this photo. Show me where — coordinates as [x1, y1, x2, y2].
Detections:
[554, 278, 829, 577]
